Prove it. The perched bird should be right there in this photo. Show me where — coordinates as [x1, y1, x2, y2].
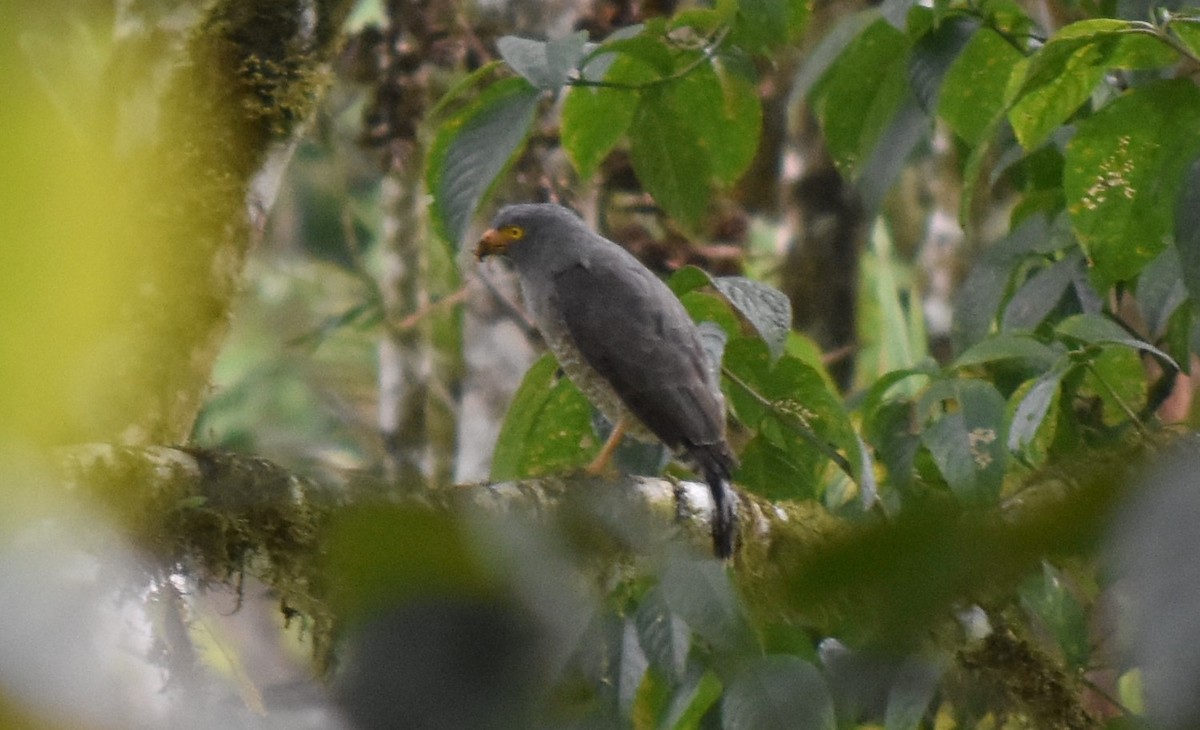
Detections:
[476, 203, 738, 558]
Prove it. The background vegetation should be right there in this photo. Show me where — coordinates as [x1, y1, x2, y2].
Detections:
[4, 0, 1200, 728]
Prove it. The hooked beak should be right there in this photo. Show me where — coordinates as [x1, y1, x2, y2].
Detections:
[475, 228, 511, 260]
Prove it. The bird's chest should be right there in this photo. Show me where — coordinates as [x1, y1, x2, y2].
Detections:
[520, 276, 654, 440]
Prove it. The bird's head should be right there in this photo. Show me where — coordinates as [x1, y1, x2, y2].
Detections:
[475, 203, 588, 266]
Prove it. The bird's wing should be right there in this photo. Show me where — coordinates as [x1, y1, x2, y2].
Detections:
[552, 258, 724, 451]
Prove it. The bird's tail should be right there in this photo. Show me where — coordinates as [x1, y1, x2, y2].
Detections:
[689, 445, 738, 559]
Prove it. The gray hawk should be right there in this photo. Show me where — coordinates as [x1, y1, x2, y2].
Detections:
[476, 203, 738, 558]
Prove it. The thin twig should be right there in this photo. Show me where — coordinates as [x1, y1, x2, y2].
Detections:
[721, 365, 857, 479]
[569, 27, 731, 91]
[395, 281, 473, 331]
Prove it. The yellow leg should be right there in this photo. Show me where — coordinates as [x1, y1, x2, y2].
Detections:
[585, 418, 628, 475]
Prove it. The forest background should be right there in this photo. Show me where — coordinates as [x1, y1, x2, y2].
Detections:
[3, 0, 1200, 728]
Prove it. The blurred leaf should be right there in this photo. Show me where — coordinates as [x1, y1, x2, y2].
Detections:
[635, 588, 691, 683]
[954, 332, 1059, 370]
[496, 32, 589, 90]
[937, 27, 1023, 145]
[490, 354, 595, 481]
[810, 18, 911, 178]
[1019, 562, 1090, 669]
[562, 55, 656, 180]
[865, 399, 919, 490]
[631, 668, 671, 729]
[908, 16, 977, 113]
[712, 277, 791, 360]
[1056, 313, 1177, 366]
[617, 618, 650, 718]
[1001, 254, 1078, 331]
[854, 96, 930, 216]
[920, 378, 1008, 505]
[793, 10, 881, 98]
[660, 555, 751, 651]
[1111, 441, 1200, 727]
[859, 223, 927, 385]
[661, 668, 723, 730]
[1064, 80, 1200, 288]
[1008, 358, 1071, 452]
[721, 656, 835, 730]
[1173, 158, 1200, 303]
[1008, 20, 1180, 150]
[883, 658, 942, 730]
[326, 505, 492, 624]
[427, 77, 540, 246]
[951, 215, 1060, 351]
[1137, 247, 1188, 338]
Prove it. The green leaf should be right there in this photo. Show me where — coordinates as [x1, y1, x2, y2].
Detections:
[937, 27, 1023, 145]
[712, 276, 792, 360]
[496, 32, 590, 90]
[584, 33, 675, 76]
[1082, 345, 1146, 426]
[953, 332, 1060, 370]
[1007, 358, 1071, 452]
[1008, 21, 1181, 150]
[629, 87, 712, 226]
[792, 9, 882, 99]
[426, 77, 541, 246]
[668, 265, 715, 296]
[672, 59, 763, 184]
[735, 432, 820, 500]
[562, 54, 656, 180]
[1171, 17, 1200, 58]
[721, 656, 835, 730]
[680, 291, 742, 341]
[732, 0, 809, 52]
[1064, 80, 1200, 288]
[724, 338, 860, 480]
[490, 354, 596, 481]
[1056, 313, 1178, 367]
[920, 378, 1008, 505]
[811, 18, 911, 178]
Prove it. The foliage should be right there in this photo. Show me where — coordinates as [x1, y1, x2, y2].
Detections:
[411, 1, 1200, 727]
[10, 0, 1200, 727]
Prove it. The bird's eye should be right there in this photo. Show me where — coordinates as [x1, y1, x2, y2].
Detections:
[503, 225, 525, 240]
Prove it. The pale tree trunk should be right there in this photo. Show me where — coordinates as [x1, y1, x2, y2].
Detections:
[1, 1, 353, 726]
